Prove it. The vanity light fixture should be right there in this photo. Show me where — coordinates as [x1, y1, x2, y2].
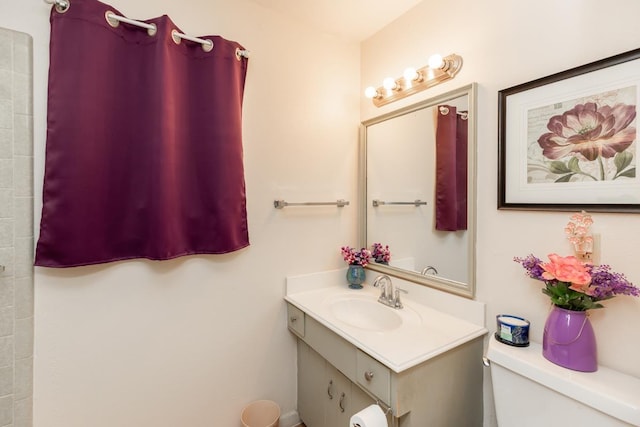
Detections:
[365, 53, 463, 107]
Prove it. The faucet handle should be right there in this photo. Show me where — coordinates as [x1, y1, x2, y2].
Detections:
[394, 288, 407, 309]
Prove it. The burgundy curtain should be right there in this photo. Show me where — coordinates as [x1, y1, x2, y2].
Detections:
[435, 105, 468, 231]
[35, 0, 250, 267]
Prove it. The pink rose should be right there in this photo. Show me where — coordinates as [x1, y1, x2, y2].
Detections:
[541, 253, 591, 286]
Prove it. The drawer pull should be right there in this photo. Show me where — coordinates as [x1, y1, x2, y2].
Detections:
[339, 392, 346, 412]
[290, 316, 298, 323]
[364, 371, 375, 381]
[327, 379, 333, 399]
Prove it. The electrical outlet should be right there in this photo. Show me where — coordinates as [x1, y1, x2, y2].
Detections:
[575, 233, 600, 265]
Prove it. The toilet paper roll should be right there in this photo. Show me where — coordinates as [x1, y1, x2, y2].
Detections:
[349, 404, 388, 427]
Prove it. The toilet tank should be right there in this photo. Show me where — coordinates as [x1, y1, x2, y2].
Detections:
[486, 335, 640, 427]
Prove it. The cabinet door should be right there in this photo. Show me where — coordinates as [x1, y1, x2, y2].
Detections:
[298, 339, 379, 427]
[326, 365, 378, 426]
[297, 340, 325, 427]
[325, 364, 352, 427]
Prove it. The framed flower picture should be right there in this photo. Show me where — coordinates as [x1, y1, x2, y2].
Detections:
[498, 48, 640, 212]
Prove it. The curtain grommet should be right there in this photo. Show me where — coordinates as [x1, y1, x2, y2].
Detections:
[49, 0, 70, 14]
[202, 40, 214, 52]
[56, 2, 70, 13]
[105, 11, 119, 28]
[235, 48, 249, 60]
[171, 29, 181, 45]
[146, 23, 157, 37]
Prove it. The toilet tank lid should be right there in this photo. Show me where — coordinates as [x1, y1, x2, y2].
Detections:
[487, 336, 640, 426]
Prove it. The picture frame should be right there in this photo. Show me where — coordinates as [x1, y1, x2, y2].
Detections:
[498, 48, 640, 213]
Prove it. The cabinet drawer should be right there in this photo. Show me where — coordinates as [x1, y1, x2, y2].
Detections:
[305, 316, 357, 380]
[287, 304, 305, 337]
[356, 350, 391, 405]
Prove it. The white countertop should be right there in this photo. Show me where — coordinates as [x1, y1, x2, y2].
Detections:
[285, 269, 487, 373]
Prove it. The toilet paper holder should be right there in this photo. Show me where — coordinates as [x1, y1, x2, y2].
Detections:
[375, 399, 393, 416]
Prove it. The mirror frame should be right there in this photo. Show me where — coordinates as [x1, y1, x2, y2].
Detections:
[359, 83, 477, 298]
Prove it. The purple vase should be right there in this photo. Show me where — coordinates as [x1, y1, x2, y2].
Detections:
[543, 305, 597, 372]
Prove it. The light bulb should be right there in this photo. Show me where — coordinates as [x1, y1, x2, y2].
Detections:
[364, 86, 379, 99]
[428, 54, 444, 69]
[403, 67, 419, 82]
[382, 77, 397, 90]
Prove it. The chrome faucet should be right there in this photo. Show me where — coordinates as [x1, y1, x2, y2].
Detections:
[372, 275, 407, 309]
[373, 274, 393, 301]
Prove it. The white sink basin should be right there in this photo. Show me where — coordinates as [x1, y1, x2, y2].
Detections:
[330, 297, 402, 331]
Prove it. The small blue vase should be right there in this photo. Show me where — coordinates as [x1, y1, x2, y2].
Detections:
[346, 264, 365, 289]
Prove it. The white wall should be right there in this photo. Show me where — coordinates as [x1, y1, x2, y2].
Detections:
[361, 0, 640, 425]
[0, 1, 360, 426]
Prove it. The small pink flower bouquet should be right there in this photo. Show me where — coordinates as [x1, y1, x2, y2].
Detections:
[341, 246, 371, 267]
[371, 243, 391, 264]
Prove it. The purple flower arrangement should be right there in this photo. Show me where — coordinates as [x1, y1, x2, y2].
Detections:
[341, 246, 371, 267]
[514, 253, 639, 311]
[514, 213, 639, 311]
[371, 243, 391, 264]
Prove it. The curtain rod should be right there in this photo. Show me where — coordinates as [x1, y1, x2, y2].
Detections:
[43, 0, 250, 58]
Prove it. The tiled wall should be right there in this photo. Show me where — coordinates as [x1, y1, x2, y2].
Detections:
[0, 28, 34, 427]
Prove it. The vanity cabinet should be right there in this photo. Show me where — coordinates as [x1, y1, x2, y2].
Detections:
[287, 302, 483, 427]
[297, 340, 375, 427]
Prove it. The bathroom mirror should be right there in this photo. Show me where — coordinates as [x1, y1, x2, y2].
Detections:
[359, 83, 477, 298]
